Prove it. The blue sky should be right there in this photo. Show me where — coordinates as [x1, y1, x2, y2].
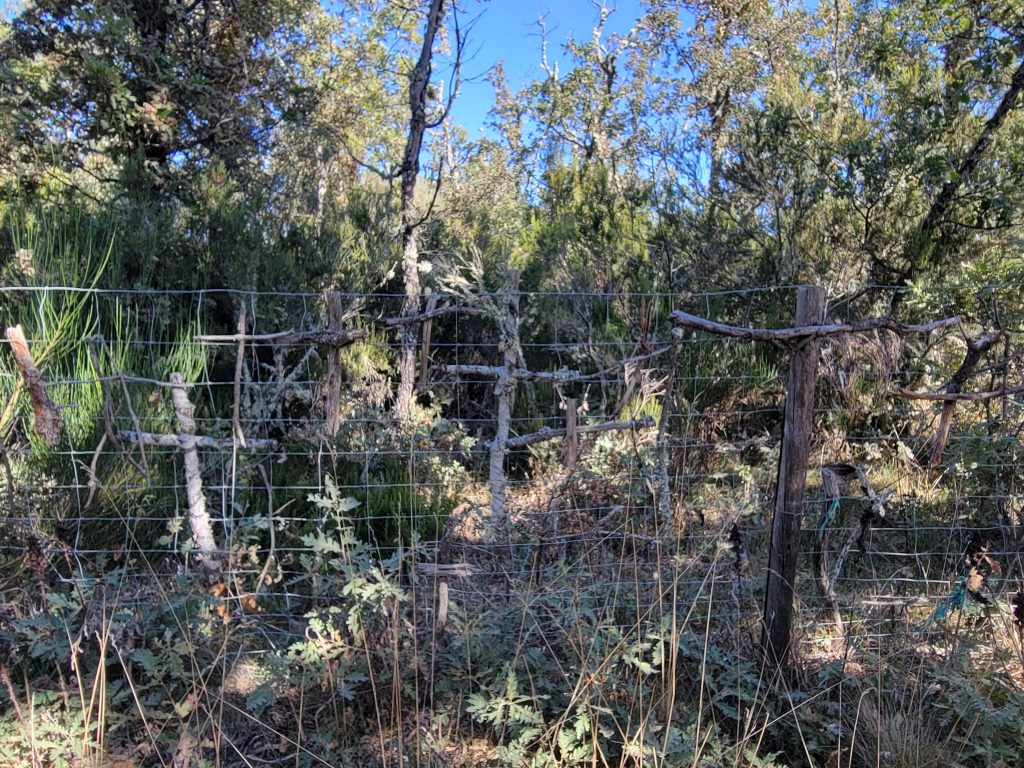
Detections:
[449, 0, 647, 135]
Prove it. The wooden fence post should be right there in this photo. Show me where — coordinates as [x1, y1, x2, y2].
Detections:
[170, 373, 221, 571]
[419, 292, 439, 392]
[564, 397, 578, 470]
[762, 285, 825, 671]
[325, 292, 345, 437]
[489, 271, 521, 521]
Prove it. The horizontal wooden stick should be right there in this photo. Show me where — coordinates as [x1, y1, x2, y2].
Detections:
[506, 416, 654, 449]
[195, 329, 368, 346]
[385, 304, 487, 326]
[893, 384, 1024, 402]
[415, 562, 477, 578]
[446, 364, 584, 382]
[670, 310, 961, 344]
[118, 430, 279, 451]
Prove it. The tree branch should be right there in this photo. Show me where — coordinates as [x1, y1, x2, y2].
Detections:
[669, 310, 961, 345]
[506, 416, 654, 449]
[194, 329, 368, 346]
[385, 303, 487, 326]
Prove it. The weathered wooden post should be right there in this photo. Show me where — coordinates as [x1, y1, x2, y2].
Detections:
[170, 373, 222, 571]
[325, 292, 345, 437]
[489, 271, 521, 521]
[563, 397, 578, 470]
[762, 286, 825, 669]
[419, 292, 439, 392]
[669, 293, 962, 675]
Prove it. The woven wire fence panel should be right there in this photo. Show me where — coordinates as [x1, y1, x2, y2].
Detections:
[2, 283, 1023, 756]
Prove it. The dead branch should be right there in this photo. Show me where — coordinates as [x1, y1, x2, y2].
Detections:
[396, 0, 449, 422]
[669, 310, 961, 346]
[506, 416, 655, 449]
[385, 303, 487, 326]
[87, 338, 119, 447]
[446, 364, 586, 382]
[893, 383, 1024, 402]
[927, 330, 1003, 469]
[416, 562, 476, 578]
[94, 335, 150, 478]
[117, 430, 279, 452]
[815, 467, 846, 652]
[655, 342, 679, 524]
[4, 325, 61, 446]
[814, 464, 891, 653]
[418, 293, 439, 392]
[194, 329, 368, 346]
[490, 271, 520, 521]
[325, 293, 345, 437]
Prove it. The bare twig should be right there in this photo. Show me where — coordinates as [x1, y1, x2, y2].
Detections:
[86, 338, 118, 446]
[83, 432, 108, 510]
[926, 331, 1003, 469]
[490, 271, 520, 521]
[446, 364, 586, 382]
[96, 335, 150, 480]
[325, 292, 345, 437]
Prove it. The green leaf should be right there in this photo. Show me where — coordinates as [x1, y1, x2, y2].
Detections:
[131, 648, 159, 678]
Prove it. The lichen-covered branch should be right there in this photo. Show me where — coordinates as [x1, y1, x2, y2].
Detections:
[169, 372, 220, 570]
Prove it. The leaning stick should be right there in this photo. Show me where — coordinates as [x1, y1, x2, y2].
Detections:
[4, 325, 61, 445]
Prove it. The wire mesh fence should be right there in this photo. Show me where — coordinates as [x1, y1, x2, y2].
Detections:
[2, 282, 1023, 764]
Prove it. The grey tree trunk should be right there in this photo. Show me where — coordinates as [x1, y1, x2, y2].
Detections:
[395, 0, 446, 422]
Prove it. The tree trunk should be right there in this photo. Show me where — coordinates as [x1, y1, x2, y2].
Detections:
[395, 0, 446, 422]
[894, 57, 1024, 310]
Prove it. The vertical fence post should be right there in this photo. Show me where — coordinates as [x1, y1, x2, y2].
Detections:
[489, 271, 521, 522]
[564, 397, 578, 470]
[762, 285, 825, 672]
[325, 292, 344, 437]
[419, 292, 438, 392]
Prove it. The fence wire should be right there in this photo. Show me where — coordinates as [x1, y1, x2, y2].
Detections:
[2, 283, 1023, 665]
